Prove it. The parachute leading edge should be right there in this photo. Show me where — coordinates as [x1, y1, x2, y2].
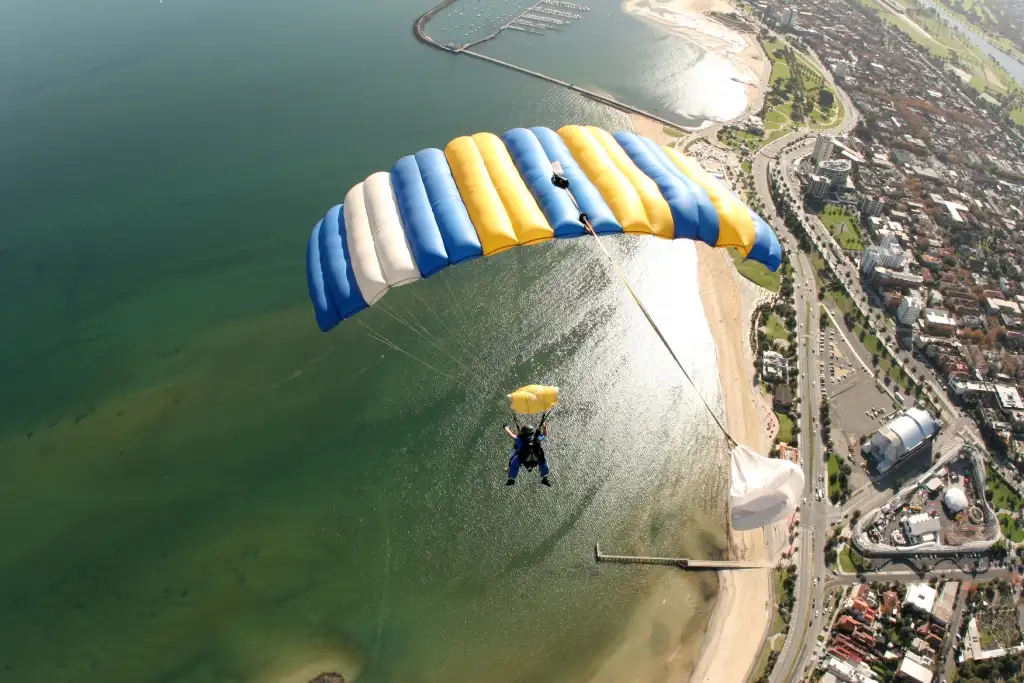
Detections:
[305, 125, 782, 332]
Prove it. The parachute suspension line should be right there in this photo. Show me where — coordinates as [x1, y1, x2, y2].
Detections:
[357, 320, 455, 380]
[373, 301, 507, 403]
[407, 287, 495, 382]
[549, 165, 737, 448]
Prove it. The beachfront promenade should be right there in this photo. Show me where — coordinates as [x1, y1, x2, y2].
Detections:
[595, 543, 773, 570]
[413, 0, 694, 132]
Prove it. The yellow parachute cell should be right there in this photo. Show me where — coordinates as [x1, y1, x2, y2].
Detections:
[508, 385, 559, 414]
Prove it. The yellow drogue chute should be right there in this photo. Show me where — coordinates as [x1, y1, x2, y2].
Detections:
[507, 385, 559, 415]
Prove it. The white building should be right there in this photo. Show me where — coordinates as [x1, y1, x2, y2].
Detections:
[824, 656, 878, 683]
[943, 486, 968, 514]
[920, 309, 957, 336]
[864, 407, 939, 472]
[902, 512, 941, 544]
[833, 60, 849, 79]
[818, 158, 852, 187]
[904, 583, 938, 614]
[897, 295, 923, 325]
[897, 651, 934, 683]
[995, 385, 1024, 411]
[812, 134, 835, 166]
[761, 350, 789, 382]
[807, 173, 830, 199]
[861, 243, 908, 276]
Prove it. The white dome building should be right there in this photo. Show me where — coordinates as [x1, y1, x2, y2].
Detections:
[943, 486, 968, 514]
[868, 407, 939, 472]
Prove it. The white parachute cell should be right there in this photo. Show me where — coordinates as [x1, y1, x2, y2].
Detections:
[730, 444, 804, 531]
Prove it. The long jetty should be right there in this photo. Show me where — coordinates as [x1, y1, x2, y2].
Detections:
[594, 543, 772, 570]
[412, 0, 694, 132]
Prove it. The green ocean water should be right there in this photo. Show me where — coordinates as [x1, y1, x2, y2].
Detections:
[0, 1, 739, 681]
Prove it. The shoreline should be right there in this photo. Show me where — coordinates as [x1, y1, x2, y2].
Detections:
[623, 0, 768, 127]
[689, 245, 781, 683]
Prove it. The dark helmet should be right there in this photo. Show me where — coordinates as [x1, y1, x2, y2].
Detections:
[519, 424, 536, 439]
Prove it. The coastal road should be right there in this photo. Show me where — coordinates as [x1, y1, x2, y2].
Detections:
[767, 230, 831, 683]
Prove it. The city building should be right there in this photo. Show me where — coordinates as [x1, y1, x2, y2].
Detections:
[861, 244, 907, 274]
[818, 158, 853, 187]
[862, 407, 939, 472]
[761, 350, 789, 382]
[995, 384, 1024, 411]
[930, 582, 958, 627]
[807, 173, 831, 199]
[833, 60, 849, 79]
[897, 295, 922, 325]
[902, 512, 941, 544]
[860, 195, 885, 216]
[777, 443, 800, 463]
[920, 309, 957, 336]
[904, 583, 938, 614]
[824, 655, 879, 683]
[812, 134, 835, 166]
[897, 651, 934, 683]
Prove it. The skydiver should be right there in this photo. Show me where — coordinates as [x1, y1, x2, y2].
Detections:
[503, 423, 551, 487]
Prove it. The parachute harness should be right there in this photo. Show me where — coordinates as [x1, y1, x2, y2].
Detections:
[549, 163, 737, 448]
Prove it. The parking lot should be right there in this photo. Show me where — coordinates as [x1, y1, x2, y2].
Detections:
[820, 321, 897, 445]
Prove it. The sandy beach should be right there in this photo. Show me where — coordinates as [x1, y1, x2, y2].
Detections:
[689, 245, 781, 683]
[624, 0, 768, 124]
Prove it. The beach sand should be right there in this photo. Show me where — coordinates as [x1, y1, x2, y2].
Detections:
[688, 245, 778, 683]
[624, 0, 768, 125]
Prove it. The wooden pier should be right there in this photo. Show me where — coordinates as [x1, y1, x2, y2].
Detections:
[594, 543, 772, 570]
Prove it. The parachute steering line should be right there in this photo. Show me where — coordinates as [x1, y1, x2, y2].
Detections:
[549, 162, 737, 447]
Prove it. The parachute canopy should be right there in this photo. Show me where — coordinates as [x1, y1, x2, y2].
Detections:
[508, 385, 559, 414]
[730, 445, 804, 531]
[305, 125, 782, 332]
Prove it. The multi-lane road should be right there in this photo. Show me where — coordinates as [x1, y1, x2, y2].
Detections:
[748, 82, 1024, 681]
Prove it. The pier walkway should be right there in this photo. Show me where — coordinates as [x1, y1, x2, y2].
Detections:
[412, 0, 694, 132]
[595, 543, 772, 570]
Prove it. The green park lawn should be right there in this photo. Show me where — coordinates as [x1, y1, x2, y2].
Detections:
[766, 313, 789, 342]
[820, 210, 864, 251]
[986, 467, 1023, 511]
[826, 288, 855, 316]
[1012, 109, 1024, 126]
[838, 546, 864, 573]
[776, 412, 794, 443]
[998, 514, 1024, 543]
[730, 248, 781, 292]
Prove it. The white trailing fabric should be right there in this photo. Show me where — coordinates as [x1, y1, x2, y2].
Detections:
[730, 444, 804, 531]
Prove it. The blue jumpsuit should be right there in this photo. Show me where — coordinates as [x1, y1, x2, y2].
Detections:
[508, 434, 549, 480]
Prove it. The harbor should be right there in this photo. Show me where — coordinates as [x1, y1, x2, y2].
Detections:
[413, 0, 697, 131]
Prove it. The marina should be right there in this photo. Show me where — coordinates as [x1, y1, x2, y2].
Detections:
[413, 0, 696, 131]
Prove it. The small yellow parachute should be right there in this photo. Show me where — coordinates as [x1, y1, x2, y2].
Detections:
[508, 385, 559, 414]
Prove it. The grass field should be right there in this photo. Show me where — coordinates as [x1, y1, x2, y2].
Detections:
[838, 546, 864, 573]
[998, 514, 1024, 542]
[730, 248, 781, 292]
[826, 288, 856, 316]
[766, 313, 789, 342]
[820, 210, 865, 251]
[986, 466, 1023, 511]
[1012, 109, 1024, 126]
[828, 453, 844, 499]
[777, 412, 794, 443]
